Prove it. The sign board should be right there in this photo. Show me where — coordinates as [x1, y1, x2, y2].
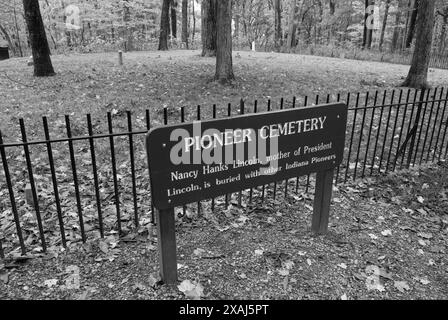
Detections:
[147, 103, 347, 210]
[146, 102, 348, 284]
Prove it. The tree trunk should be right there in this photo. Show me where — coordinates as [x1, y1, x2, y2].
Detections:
[366, 0, 374, 49]
[181, 0, 188, 47]
[391, 0, 405, 52]
[0, 23, 17, 56]
[13, 5, 23, 57]
[171, 0, 178, 38]
[274, 0, 282, 50]
[201, 0, 217, 57]
[286, 0, 297, 49]
[379, 0, 391, 51]
[402, 0, 435, 88]
[405, 0, 419, 48]
[330, 0, 335, 15]
[439, 11, 448, 53]
[215, 0, 234, 83]
[22, 0, 55, 77]
[362, 0, 369, 48]
[159, 0, 170, 50]
[192, 0, 196, 42]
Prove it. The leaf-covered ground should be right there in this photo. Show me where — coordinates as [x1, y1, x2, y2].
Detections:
[1, 49, 448, 139]
[0, 162, 447, 300]
[0, 50, 447, 300]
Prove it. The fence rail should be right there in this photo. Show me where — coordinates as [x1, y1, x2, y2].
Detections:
[1, 86, 448, 258]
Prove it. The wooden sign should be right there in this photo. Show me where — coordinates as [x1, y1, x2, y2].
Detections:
[146, 103, 348, 284]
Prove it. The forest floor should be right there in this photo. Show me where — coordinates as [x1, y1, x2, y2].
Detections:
[0, 50, 447, 300]
[0, 162, 447, 300]
[1, 49, 448, 138]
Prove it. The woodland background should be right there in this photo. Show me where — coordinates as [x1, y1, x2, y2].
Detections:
[1, 0, 447, 58]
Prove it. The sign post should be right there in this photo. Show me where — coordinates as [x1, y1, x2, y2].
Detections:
[146, 103, 347, 284]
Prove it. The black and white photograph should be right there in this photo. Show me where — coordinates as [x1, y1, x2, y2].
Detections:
[0, 0, 447, 306]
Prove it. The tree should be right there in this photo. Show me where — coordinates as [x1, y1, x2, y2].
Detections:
[437, 6, 448, 53]
[215, 0, 234, 83]
[286, 0, 297, 49]
[201, 0, 217, 57]
[22, 0, 55, 77]
[391, 0, 405, 52]
[274, 0, 282, 50]
[405, 0, 419, 48]
[402, 0, 435, 88]
[171, 0, 178, 38]
[159, 0, 170, 50]
[379, 0, 391, 51]
[181, 0, 188, 47]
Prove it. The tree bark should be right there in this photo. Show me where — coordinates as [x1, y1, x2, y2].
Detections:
[181, 0, 188, 46]
[379, 0, 391, 51]
[286, 0, 297, 49]
[391, 0, 405, 52]
[405, 0, 419, 48]
[274, 0, 282, 50]
[366, 0, 374, 49]
[171, 0, 178, 38]
[0, 23, 17, 56]
[362, 0, 369, 48]
[201, 0, 217, 57]
[22, 0, 55, 77]
[159, 0, 170, 50]
[402, 0, 435, 88]
[215, 0, 234, 83]
[438, 9, 448, 53]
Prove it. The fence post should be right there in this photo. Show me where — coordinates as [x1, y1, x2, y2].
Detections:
[406, 88, 426, 168]
[311, 168, 335, 234]
[156, 208, 178, 285]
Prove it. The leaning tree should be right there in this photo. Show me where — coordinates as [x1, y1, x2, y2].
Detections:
[22, 0, 55, 77]
[402, 0, 436, 88]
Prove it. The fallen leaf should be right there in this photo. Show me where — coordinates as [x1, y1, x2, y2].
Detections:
[417, 232, 433, 239]
[337, 263, 347, 269]
[417, 196, 424, 204]
[98, 241, 109, 254]
[178, 280, 204, 300]
[254, 249, 264, 256]
[0, 271, 9, 284]
[44, 279, 58, 288]
[341, 293, 348, 300]
[65, 265, 80, 290]
[306, 259, 312, 266]
[278, 269, 289, 276]
[381, 230, 392, 236]
[368, 234, 378, 240]
[394, 281, 410, 293]
[194, 248, 206, 256]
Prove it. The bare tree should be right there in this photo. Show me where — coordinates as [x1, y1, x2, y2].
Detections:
[201, 0, 217, 57]
[22, 0, 55, 77]
[159, 0, 170, 50]
[171, 0, 178, 39]
[181, 0, 188, 47]
[379, 0, 391, 51]
[215, 0, 234, 83]
[405, 0, 419, 48]
[274, 0, 282, 50]
[402, 0, 436, 88]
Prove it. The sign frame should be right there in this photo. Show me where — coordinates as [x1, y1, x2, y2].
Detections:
[146, 102, 348, 285]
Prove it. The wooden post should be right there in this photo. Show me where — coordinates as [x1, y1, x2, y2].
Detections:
[311, 168, 335, 234]
[118, 50, 123, 65]
[156, 208, 178, 285]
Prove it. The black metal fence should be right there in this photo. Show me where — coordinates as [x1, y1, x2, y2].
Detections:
[1, 87, 448, 258]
